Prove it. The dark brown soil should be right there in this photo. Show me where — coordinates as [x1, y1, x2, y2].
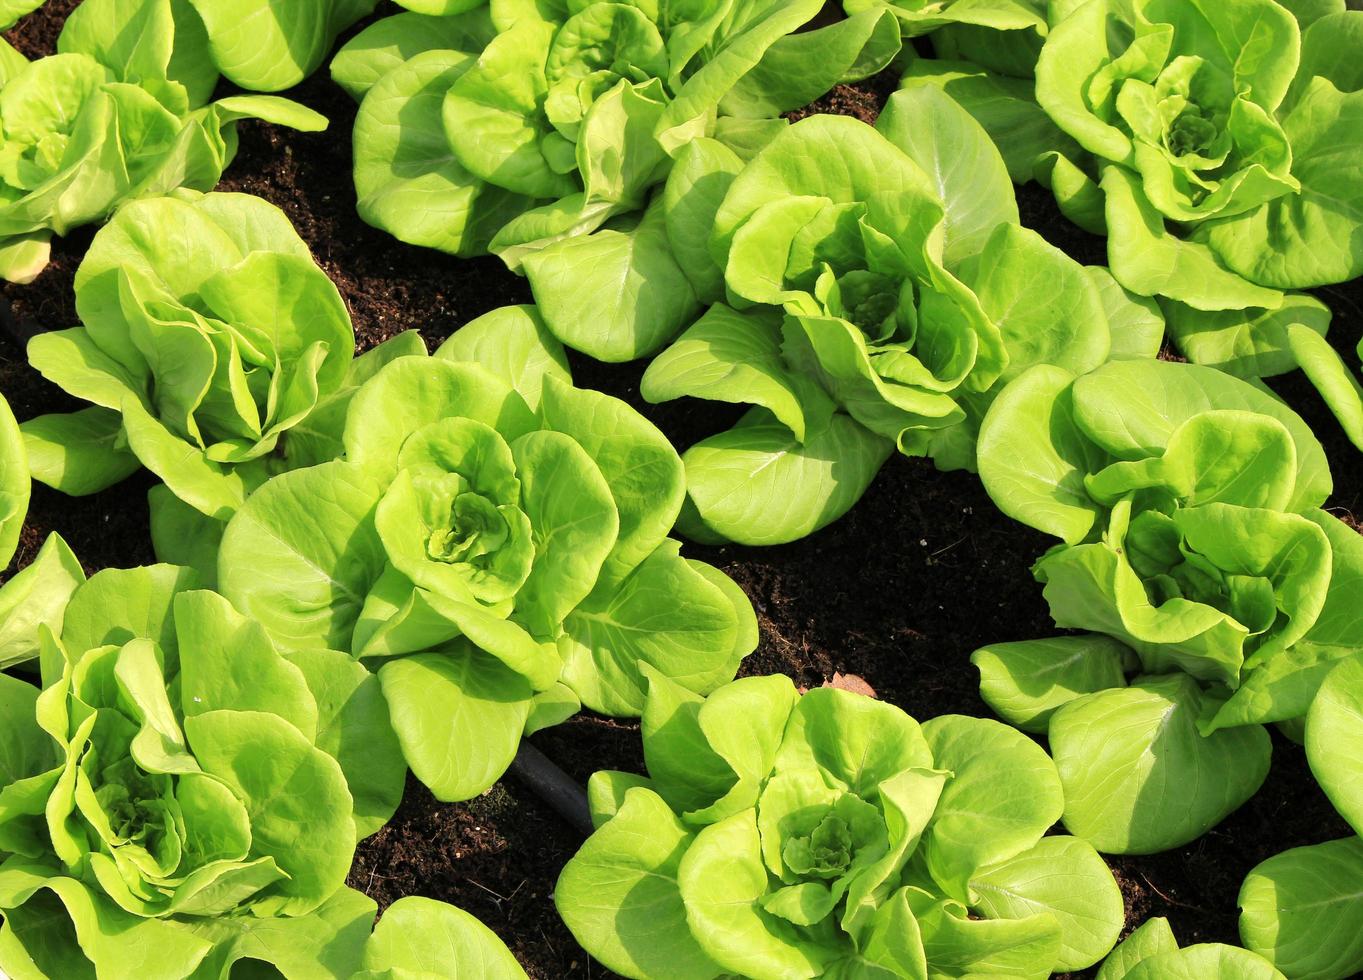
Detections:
[4, 4, 1363, 978]
[785, 65, 902, 125]
[3, 0, 74, 54]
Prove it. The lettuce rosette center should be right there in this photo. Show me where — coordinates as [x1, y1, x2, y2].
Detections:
[779, 798, 874, 880]
[1113, 54, 1236, 173]
[1118, 508, 1277, 634]
[540, 3, 669, 148]
[345, 374, 624, 653]
[374, 418, 537, 608]
[439, 1, 706, 207]
[755, 775, 894, 928]
[0, 55, 109, 195]
[425, 488, 513, 565]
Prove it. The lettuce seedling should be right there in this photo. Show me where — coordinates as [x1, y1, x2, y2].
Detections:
[0, 394, 84, 668]
[973, 358, 1362, 853]
[0, 565, 405, 977]
[23, 191, 361, 523]
[217, 307, 756, 801]
[1097, 916, 1287, 980]
[557, 671, 1123, 979]
[0, 0, 326, 284]
[636, 89, 1151, 545]
[186, 0, 379, 91]
[332, 0, 902, 263]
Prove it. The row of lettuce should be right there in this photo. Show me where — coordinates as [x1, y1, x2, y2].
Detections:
[0, 0, 1360, 977]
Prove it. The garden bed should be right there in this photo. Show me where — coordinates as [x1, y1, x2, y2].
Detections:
[3, 3, 1362, 977]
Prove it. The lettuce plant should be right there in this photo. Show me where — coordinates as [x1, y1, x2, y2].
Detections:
[1240, 836, 1363, 980]
[903, 1, 1363, 446]
[844, 0, 1047, 77]
[216, 307, 756, 801]
[635, 89, 1151, 545]
[0, 393, 27, 570]
[23, 191, 359, 523]
[0, 1, 41, 30]
[357, 895, 527, 978]
[0, 564, 406, 978]
[973, 358, 1363, 852]
[0, 394, 85, 669]
[557, 671, 1124, 978]
[1032, 0, 1363, 294]
[516, 40, 1156, 369]
[0, 0, 326, 284]
[331, 0, 902, 263]
[1235, 652, 1363, 979]
[1290, 323, 1363, 451]
[1096, 916, 1287, 980]
[186, 0, 379, 91]
[845, 0, 1044, 37]
[1305, 652, 1363, 839]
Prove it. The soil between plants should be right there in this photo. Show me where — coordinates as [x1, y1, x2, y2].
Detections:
[4, 5, 1363, 978]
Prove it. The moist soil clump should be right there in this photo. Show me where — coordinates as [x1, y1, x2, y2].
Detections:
[3, 5, 1363, 978]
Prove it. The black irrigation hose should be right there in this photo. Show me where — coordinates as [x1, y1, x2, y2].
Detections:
[508, 742, 594, 838]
